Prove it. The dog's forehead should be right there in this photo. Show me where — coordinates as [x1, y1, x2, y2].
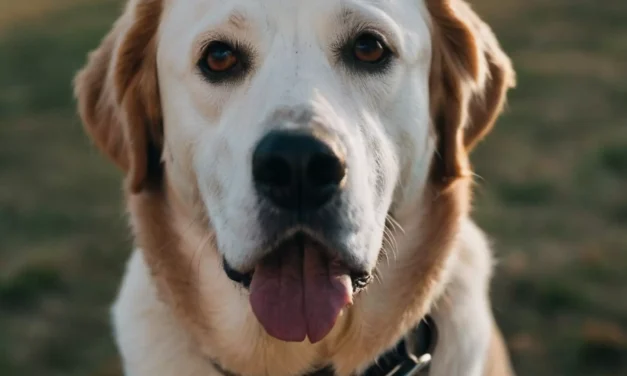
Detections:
[160, 0, 431, 40]
[162, 0, 427, 17]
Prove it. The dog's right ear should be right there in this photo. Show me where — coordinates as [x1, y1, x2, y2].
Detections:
[74, 0, 164, 193]
[427, 0, 515, 189]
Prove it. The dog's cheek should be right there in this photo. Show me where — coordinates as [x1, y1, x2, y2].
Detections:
[192, 134, 228, 220]
[366, 126, 400, 216]
[351, 129, 399, 267]
[162, 139, 203, 210]
[373, 152, 399, 263]
[192, 132, 266, 268]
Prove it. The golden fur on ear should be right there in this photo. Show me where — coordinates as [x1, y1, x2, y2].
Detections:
[74, 0, 164, 193]
[427, 0, 516, 187]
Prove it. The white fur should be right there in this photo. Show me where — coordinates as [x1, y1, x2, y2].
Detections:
[113, 251, 217, 376]
[429, 219, 494, 376]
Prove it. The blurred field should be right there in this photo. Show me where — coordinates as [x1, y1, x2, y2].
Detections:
[0, 0, 625, 375]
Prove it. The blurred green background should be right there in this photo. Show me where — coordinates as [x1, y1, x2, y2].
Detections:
[1, 0, 626, 375]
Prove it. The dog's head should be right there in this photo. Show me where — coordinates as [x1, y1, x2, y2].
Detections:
[75, 0, 514, 344]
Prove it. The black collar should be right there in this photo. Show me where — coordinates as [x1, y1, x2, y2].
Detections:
[212, 315, 437, 376]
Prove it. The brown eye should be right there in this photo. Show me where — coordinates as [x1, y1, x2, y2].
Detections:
[352, 33, 389, 63]
[205, 42, 238, 72]
[198, 41, 250, 83]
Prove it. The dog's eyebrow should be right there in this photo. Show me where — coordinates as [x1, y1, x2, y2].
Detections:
[335, 5, 402, 55]
[227, 11, 249, 32]
[338, 7, 360, 25]
[191, 9, 253, 63]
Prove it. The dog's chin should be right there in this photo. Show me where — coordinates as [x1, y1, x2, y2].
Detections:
[222, 232, 373, 294]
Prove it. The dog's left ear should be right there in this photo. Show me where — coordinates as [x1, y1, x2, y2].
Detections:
[74, 0, 164, 193]
[427, 0, 516, 187]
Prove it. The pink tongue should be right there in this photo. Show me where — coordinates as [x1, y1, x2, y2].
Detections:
[249, 241, 352, 343]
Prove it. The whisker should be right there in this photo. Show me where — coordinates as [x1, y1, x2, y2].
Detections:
[384, 223, 400, 260]
[386, 214, 405, 234]
[371, 269, 383, 286]
[471, 172, 485, 182]
[380, 240, 392, 267]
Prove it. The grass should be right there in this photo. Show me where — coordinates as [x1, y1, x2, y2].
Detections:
[0, 0, 626, 375]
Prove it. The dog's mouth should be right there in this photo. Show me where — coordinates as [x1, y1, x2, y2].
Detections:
[222, 232, 372, 343]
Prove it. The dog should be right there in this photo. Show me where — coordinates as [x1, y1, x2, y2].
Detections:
[74, 0, 516, 375]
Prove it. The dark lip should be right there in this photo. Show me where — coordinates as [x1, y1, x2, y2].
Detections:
[222, 232, 372, 292]
[222, 259, 254, 288]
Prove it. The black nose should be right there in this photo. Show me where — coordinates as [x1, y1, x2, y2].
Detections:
[252, 129, 346, 211]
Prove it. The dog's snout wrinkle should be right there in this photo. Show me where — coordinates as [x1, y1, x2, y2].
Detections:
[252, 129, 346, 211]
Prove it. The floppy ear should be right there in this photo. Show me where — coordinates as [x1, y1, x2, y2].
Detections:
[427, 0, 516, 187]
[74, 0, 164, 193]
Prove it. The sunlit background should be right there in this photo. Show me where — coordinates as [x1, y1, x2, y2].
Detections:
[1, 1, 626, 375]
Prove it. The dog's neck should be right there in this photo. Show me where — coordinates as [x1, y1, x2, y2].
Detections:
[210, 316, 437, 376]
[126, 177, 468, 376]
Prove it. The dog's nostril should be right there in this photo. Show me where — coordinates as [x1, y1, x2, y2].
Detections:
[253, 155, 292, 188]
[306, 153, 346, 188]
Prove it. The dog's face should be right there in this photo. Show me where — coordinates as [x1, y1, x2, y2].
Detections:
[157, 0, 436, 342]
[75, 0, 514, 345]
[160, 0, 431, 278]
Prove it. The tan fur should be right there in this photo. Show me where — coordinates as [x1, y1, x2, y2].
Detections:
[74, 0, 516, 375]
[484, 323, 516, 376]
[427, 0, 515, 187]
[74, 0, 163, 193]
